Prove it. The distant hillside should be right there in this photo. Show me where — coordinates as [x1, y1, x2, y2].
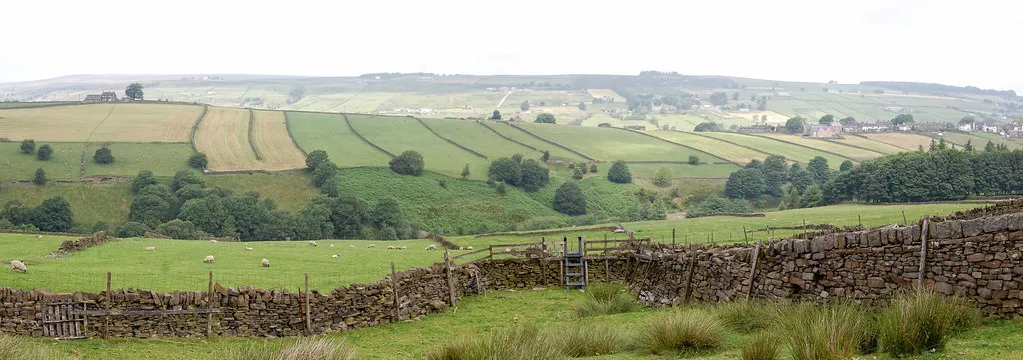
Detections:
[861, 81, 1017, 98]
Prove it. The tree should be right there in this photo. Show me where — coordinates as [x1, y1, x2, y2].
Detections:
[520, 101, 530, 111]
[708, 92, 729, 106]
[779, 187, 802, 210]
[518, 159, 550, 192]
[693, 122, 721, 132]
[305, 150, 330, 171]
[553, 182, 587, 215]
[572, 166, 584, 180]
[963, 140, 974, 152]
[512, 154, 524, 164]
[652, 166, 672, 187]
[589, 164, 597, 173]
[724, 168, 766, 199]
[33, 168, 46, 185]
[93, 147, 114, 164]
[688, 155, 700, 165]
[19, 139, 35, 154]
[578, 102, 587, 111]
[800, 184, 824, 208]
[30, 197, 73, 232]
[839, 160, 854, 172]
[461, 164, 471, 179]
[295, 203, 333, 240]
[839, 117, 856, 126]
[130, 194, 173, 228]
[488, 157, 521, 186]
[132, 170, 159, 194]
[170, 170, 204, 191]
[891, 114, 914, 126]
[188, 153, 209, 169]
[311, 162, 338, 188]
[818, 114, 834, 125]
[125, 83, 145, 101]
[36, 144, 52, 161]
[731, 92, 740, 101]
[491, 110, 501, 120]
[156, 219, 201, 240]
[389, 150, 425, 176]
[959, 116, 976, 126]
[790, 169, 813, 194]
[116, 222, 149, 238]
[371, 197, 404, 229]
[785, 117, 806, 134]
[807, 156, 831, 184]
[541, 151, 550, 162]
[535, 113, 556, 124]
[761, 155, 789, 196]
[607, 160, 632, 184]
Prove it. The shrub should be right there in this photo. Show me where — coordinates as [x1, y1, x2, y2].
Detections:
[716, 300, 775, 333]
[638, 310, 724, 354]
[496, 182, 506, 195]
[742, 333, 782, 360]
[36, 144, 52, 160]
[390, 150, 424, 176]
[589, 164, 597, 173]
[427, 324, 560, 360]
[652, 166, 672, 187]
[876, 288, 979, 356]
[780, 303, 870, 360]
[557, 324, 626, 357]
[688, 155, 700, 165]
[380, 226, 398, 240]
[535, 113, 556, 124]
[116, 222, 149, 238]
[0, 335, 49, 360]
[234, 337, 355, 360]
[30, 196, 73, 232]
[540, 151, 550, 162]
[93, 147, 114, 164]
[0, 219, 11, 230]
[488, 157, 521, 186]
[311, 162, 338, 188]
[571, 166, 584, 180]
[607, 160, 632, 184]
[19, 139, 35, 154]
[574, 282, 639, 318]
[519, 159, 550, 192]
[188, 153, 209, 169]
[156, 219, 201, 240]
[553, 181, 586, 215]
[688, 195, 754, 217]
[438, 178, 447, 188]
[33, 168, 46, 185]
[461, 164, 470, 179]
[132, 170, 159, 194]
[305, 150, 329, 171]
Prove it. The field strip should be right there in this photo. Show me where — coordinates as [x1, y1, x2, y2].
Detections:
[413, 117, 488, 159]
[84, 103, 117, 142]
[281, 112, 308, 156]
[343, 113, 396, 158]
[506, 123, 598, 162]
[748, 134, 858, 163]
[189, 105, 209, 151]
[247, 109, 262, 160]
[680, 131, 785, 160]
[250, 110, 307, 171]
[614, 128, 738, 166]
[821, 138, 892, 156]
[194, 107, 260, 171]
[478, 122, 538, 150]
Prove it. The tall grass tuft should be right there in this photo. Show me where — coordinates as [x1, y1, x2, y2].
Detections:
[233, 337, 356, 360]
[741, 333, 782, 360]
[779, 302, 870, 360]
[425, 323, 561, 360]
[574, 282, 639, 318]
[637, 310, 725, 354]
[0, 335, 49, 360]
[715, 299, 776, 333]
[876, 288, 980, 356]
[557, 323, 626, 357]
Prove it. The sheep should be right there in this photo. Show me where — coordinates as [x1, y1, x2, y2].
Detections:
[245, 247, 254, 251]
[309, 241, 318, 247]
[368, 244, 375, 248]
[425, 244, 437, 251]
[331, 254, 339, 259]
[349, 245, 355, 249]
[203, 255, 214, 263]
[505, 248, 512, 252]
[387, 245, 396, 250]
[261, 258, 270, 267]
[459, 247, 465, 250]
[330, 244, 334, 248]
[466, 246, 473, 250]
[400, 246, 407, 250]
[10, 260, 27, 273]
[145, 247, 156, 251]
[210, 240, 218, 244]
[36, 235, 42, 238]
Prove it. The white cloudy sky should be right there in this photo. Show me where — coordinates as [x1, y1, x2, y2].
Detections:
[1, 0, 1020, 91]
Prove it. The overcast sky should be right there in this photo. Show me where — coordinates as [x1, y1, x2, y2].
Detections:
[2, 0, 1019, 91]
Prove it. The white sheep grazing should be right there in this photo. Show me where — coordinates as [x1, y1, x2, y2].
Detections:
[459, 247, 465, 250]
[330, 244, 334, 248]
[466, 246, 473, 250]
[11, 260, 27, 273]
[210, 240, 218, 244]
[145, 247, 156, 251]
[349, 245, 355, 249]
[368, 244, 375, 248]
[261, 258, 270, 267]
[505, 248, 512, 252]
[425, 244, 437, 251]
[245, 247, 254, 251]
[309, 240, 318, 247]
[36, 235, 42, 238]
[400, 246, 407, 250]
[331, 254, 339, 259]
[203, 255, 215, 263]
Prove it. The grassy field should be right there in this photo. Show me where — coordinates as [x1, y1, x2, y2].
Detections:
[625, 162, 739, 179]
[23, 288, 1023, 359]
[420, 118, 537, 159]
[516, 123, 723, 163]
[204, 172, 318, 212]
[347, 114, 490, 179]
[832, 135, 909, 155]
[861, 133, 936, 151]
[0, 103, 201, 142]
[0, 142, 83, 182]
[700, 132, 848, 167]
[83, 143, 194, 178]
[285, 111, 394, 167]
[482, 121, 588, 163]
[759, 133, 878, 161]
[250, 110, 306, 170]
[941, 131, 1023, 150]
[0, 104, 114, 142]
[0, 182, 131, 227]
[646, 130, 772, 164]
[586, 88, 625, 101]
[193, 107, 259, 171]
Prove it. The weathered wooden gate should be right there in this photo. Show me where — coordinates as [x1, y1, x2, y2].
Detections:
[42, 301, 89, 339]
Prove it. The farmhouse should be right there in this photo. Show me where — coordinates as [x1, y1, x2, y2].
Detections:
[82, 91, 118, 103]
[806, 124, 840, 138]
[738, 124, 777, 133]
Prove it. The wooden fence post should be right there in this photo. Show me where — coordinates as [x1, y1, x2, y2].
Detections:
[539, 240, 547, 284]
[745, 241, 761, 300]
[743, 226, 748, 244]
[683, 243, 697, 303]
[390, 262, 400, 321]
[858, 214, 862, 227]
[902, 210, 908, 226]
[803, 220, 808, 240]
[917, 217, 930, 289]
[104, 272, 110, 339]
[672, 228, 676, 248]
[305, 273, 311, 335]
[207, 271, 213, 337]
[445, 250, 456, 306]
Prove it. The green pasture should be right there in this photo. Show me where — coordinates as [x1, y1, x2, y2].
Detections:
[285, 111, 394, 167]
[759, 133, 879, 161]
[515, 123, 724, 163]
[647, 130, 771, 164]
[0, 142, 83, 182]
[481, 121, 587, 163]
[347, 114, 490, 179]
[83, 143, 194, 178]
[0, 182, 132, 228]
[699, 132, 848, 167]
[419, 117, 536, 159]
[832, 135, 908, 155]
[861, 133, 935, 152]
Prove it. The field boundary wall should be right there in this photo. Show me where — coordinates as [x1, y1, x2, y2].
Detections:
[477, 121, 538, 151]
[615, 128, 735, 165]
[247, 109, 262, 161]
[746, 133, 858, 163]
[189, 105, 208, 152]
[412, 117, 488, 159]
[676, 130, 779, 161]
[343, 113, 396, 158]
[506, 123, 597, 162]
[281, 112, 308, 156]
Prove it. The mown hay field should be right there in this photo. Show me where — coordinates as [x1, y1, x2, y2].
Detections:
[860, 133, 935, 151]
[0, 182, 132, 227]
[0, 103, 201, 142]
[759, 133, 877, 161]
[0, 104, 113, 141]
[419, 118, 536, 159]
[193, 107, 259, 171]
[699, 132, 847, 167]
[250, 110, 306, 170]
[515, 123, 723, 163]
[347, 114, 490, 179]
[286, 112, 394, 168]
[942, 131, 1023, 150]
[832, 135, 908, 155]
[83, 143, 194, 178]
[0, 142, 83, 182]
[648, 131, 772, 164]
[87, 103, 203, 142]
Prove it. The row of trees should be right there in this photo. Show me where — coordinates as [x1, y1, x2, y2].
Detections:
[20, 140, 52, 161]
[0, 197, 74, 232]
[724, 155, 841, 200]
[487, 154, 551, 192]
